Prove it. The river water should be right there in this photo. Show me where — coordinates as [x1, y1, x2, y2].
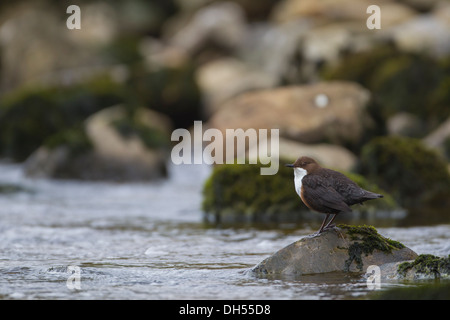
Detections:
[0, 162, 449, 300]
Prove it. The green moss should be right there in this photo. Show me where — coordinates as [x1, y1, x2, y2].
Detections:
[202, 162, 399, 225]
[397, 254, 450, 279]
[338, 224, 405, 272]
[429, 57, 450, 122]
[444, 137, 450, 160]
[112, 116, 169, 150]
[126, 61, 201, 129]
[44, 126, 93, 156]
[202, 160, 306, 223]
[321, 44, 450, 131]
[102, 34, 143, 65]
[359, 136, 450, 209]
[0, 75, 125, 161]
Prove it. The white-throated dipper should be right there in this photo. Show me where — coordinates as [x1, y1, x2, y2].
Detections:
[285, 156, 383, 234]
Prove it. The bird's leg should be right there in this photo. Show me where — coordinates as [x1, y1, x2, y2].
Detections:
[323, 214, 337, 230]
[316, 213, 330, 234]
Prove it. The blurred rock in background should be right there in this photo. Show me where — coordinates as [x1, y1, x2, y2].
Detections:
[0, 0, 449, 223]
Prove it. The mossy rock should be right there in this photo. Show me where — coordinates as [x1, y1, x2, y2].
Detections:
[338, 225, 405, 272]
[202, 160, 304, 224]
[359, 136, 450, 211]
[321, 45, 450, 133]
[126, 61, 201, 129]
[0, 75, 125, 161]
[202, 161, 399, 225]
[44, 126, 93, 156]
[397, 254, 450, 280]
[252, 225, 416, 276]
[25, 106, 171, 181]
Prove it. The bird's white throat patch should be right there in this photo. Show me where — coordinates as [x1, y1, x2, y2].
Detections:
[293, 168, 307, 195]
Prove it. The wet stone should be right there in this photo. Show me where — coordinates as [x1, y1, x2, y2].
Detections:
[252, 225, 418, 276]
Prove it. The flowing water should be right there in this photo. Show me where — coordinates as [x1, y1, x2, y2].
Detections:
[0, 162, 449, 300]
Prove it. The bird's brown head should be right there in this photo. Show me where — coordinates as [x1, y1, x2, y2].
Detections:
[285, 156, 320, 173]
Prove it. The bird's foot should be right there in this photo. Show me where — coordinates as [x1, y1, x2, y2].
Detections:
[323, 224, 336, 230]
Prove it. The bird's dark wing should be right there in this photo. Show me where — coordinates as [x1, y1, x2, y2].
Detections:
[322, 169, 382, 205]
[302, 174, 352, 213]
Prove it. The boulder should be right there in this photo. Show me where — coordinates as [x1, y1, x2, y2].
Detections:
[381, 8, 450, 58]
[378, 254, 450, 281]
[321, 45, 448, 124]
[208, 81, 372, 146]
[252, 225, 417, 276]
[238, 20, 313, 83]
[359, 136, 450, 211]
[196, 58, 278, 116]
[0, 2, 116, 92]
[0, 75, 124, 162]
[24, 105, 172, 181]
[386, 112, 424, 137]
[202, 161, 399, 225]
[167, 1, 247, 55]
[271, 0, 415, 27]
[252, 137, 358, 172]
[422, 116, 450, 157]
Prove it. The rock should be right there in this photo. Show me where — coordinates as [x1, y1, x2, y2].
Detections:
[271, 0, 415, 27]
[252, 225, 417, 276]
[202, 160, 310, 225]
[124, 56, 202, 129]
[387, 112, 424, 137]
[0, 75, 124, 162]
[167, 2, 247, 55]
[382, 13, 450, 58]
[24, 105, 172, 181]
[238, 20, 313, 83]
[422, 117, 450, 156]
[196, 58, 277, 116]
[203, 161, 400, 225]
[378, 254, 450, 280]
[208, 81, 372, 146]
[84, 105, 171, 180]
[302, 23, 353, 66]
[359, 136, 450, 210]
[247, 137, 358, 172]
[140, 38, 190, 70]
[202, 158, 404, 225]
[0, 2, 116, 92]
[399, 0, 441, 12]
[322, 45, 449, 126]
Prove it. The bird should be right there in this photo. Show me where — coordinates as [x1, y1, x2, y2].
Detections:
[285, 156, 383, 234]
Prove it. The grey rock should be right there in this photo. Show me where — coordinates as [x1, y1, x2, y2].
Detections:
[387, 112, 424, 137]
[423, 116, 450, 155]
[378, 254, 450, 281]
[252, 226, 417, 276]
[382, 12, 450, 58]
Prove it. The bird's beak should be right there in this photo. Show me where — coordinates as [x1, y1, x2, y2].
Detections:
[285, 164, 294, 168]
